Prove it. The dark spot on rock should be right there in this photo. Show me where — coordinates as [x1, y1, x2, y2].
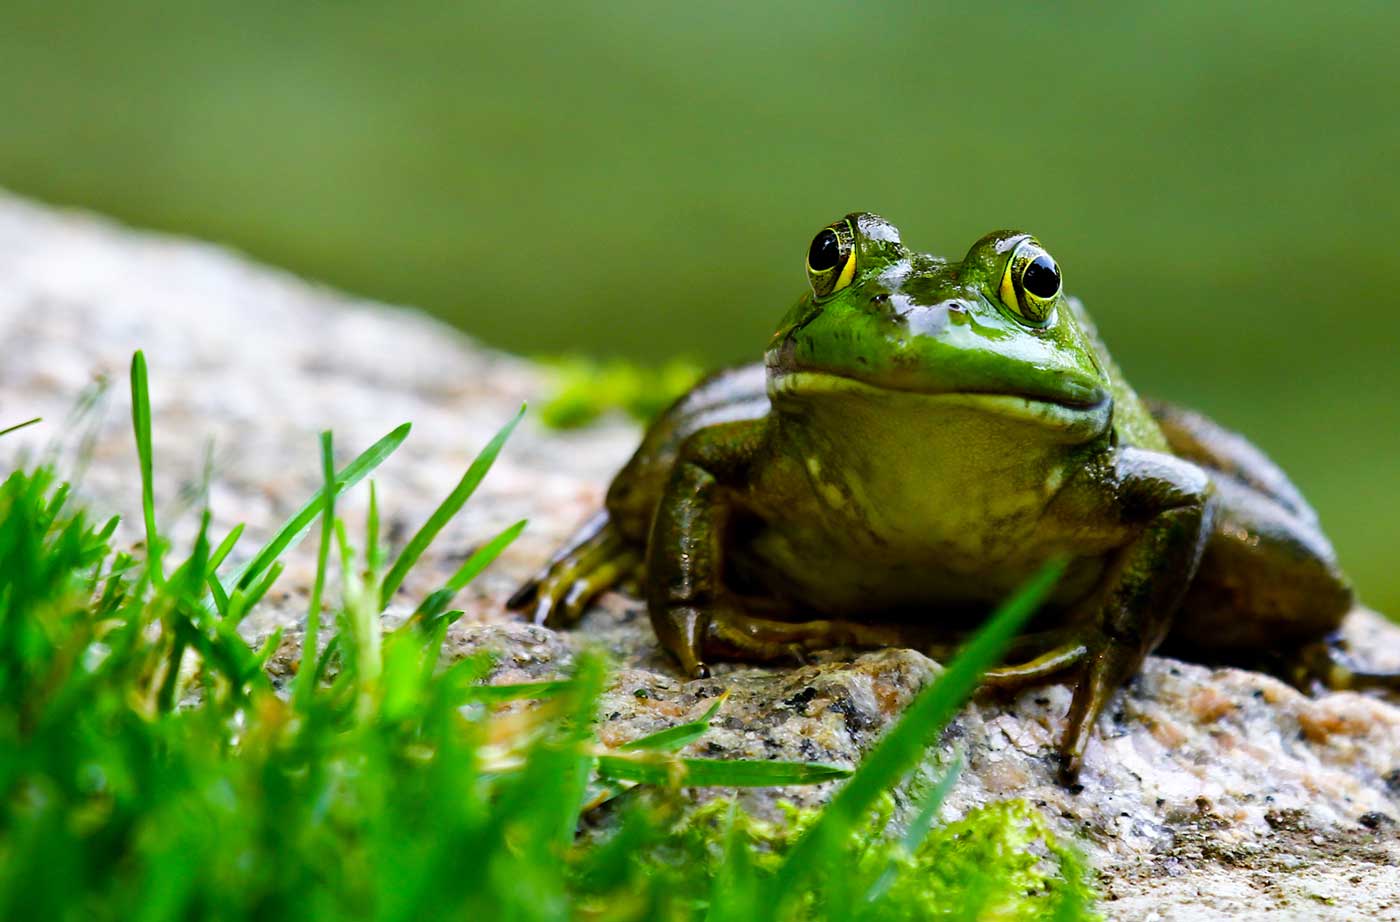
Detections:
[1359, 812, 1394, 830]
[1169, 667, 1182, 677]
[1069, 783, 1085, 795]
[705, 741, 724, 755]
[827, 693, 872, 733]
[1252, 689, 1265, 699]
[784, 686, 818, 710]
[607, 711, 620, 721]
[798, 738, 822, 761]
[633, 688, 650, 699]
[1384, 768, 1400, 795]
[1034, 696, 1050, 707]
[1113, 710, 1126, 724]
[1155, 798, 1165, 808]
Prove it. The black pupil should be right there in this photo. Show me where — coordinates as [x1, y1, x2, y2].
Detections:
[1021, 254, 1060, 299]
[808, 229, 840, 271]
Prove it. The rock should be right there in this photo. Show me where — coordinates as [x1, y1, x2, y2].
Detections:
[2, 190, 1398, 920]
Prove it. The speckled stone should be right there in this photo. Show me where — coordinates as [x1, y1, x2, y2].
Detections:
[2, 191, 1398, 920]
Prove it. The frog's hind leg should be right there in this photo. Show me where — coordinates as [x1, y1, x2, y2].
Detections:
[1147, 400, 1318, 524]
[1149, 404, 1400, 690]
[506, 511, 640, 628]
[1148, 401, 1356, 657]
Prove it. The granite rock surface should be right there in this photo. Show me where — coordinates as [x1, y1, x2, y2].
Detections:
[2, 191, 1398, 920]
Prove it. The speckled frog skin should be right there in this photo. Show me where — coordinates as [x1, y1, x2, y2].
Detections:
[511, 213, 1394, 782]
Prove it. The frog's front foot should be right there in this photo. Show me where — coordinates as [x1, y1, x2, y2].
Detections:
[506, 511, 640, 628]
[982, 628, 1141, 785]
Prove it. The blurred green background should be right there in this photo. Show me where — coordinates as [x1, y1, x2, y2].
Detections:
[2, 1, 1397, 612]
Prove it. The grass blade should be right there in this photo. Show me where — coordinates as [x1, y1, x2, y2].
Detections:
[0, 417, 41, 438]
[772, 559, 1066, 900]
[407, 518, 527, 628]
[129, 351, 163, 585]
[380, 405, 524, 607]
[595, 754, 851, 787]
[456, 680, 571, 705]
[620, 694, 727, 752]
[205, 524, 244, 616]
[898, 754, 962, 854]
[366, 480, 381, 576]
[865, 753, 964, 903]
[207, 573, 230, 616]
[226, 562, 284, 625]
[293, 432, 336, 709]
[231, 422, 410, 592]
[209, 523, 244, 571]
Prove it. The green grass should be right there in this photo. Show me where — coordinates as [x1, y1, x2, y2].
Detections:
[0, 352, 1096, 920]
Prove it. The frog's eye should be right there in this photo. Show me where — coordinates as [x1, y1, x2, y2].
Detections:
[806, 219, 857, 299]
[998, 239, 1061, 323]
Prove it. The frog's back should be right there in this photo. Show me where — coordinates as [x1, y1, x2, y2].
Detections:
[606, 363, 769, 542]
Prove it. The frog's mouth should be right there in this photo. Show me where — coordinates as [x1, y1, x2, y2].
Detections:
[768, 371, 1113, 441]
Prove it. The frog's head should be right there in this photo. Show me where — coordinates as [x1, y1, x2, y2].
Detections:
[765, 213, 1113, 441]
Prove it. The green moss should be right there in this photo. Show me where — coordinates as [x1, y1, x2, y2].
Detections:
[652, 795, 1095, 921]
[537, 355, 702, 428]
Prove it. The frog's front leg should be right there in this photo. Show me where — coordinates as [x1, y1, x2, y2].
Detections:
[1031, 448, 1213, 783]
[647, 422, 908, 677]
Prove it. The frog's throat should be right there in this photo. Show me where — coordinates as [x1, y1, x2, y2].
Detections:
[768, 371, 1113, 441]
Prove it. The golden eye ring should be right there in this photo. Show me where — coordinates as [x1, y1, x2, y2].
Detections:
[806, 219, 857, 299]
[998, 238, 1062, 323]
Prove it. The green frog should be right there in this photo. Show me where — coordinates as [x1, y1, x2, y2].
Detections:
[509, 213, 1397, 782]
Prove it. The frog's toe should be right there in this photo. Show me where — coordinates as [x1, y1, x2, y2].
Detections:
[548, 547, 641, 628]
[700, 609, 911, 663]
[506, 511, 637, 629]
[982, 640, 1089, 690]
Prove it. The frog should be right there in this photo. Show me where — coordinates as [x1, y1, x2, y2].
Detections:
[508, 213, 1399, 783]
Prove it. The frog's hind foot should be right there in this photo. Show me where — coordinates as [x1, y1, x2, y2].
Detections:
[1294, 633, 1400, 693]
[506, 511, 640, 629]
